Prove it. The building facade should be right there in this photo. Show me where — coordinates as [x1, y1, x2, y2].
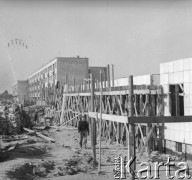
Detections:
[28, 57, 89, 102]
[160, 58, 192, 157]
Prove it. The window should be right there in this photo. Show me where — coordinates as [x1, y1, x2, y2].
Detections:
[176, 142, 182, 152]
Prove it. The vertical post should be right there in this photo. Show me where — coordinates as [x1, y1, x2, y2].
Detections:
[66, 74, 69, 93]
[83, 80, 86, 92]
[73, 78, 76, 93]
[90, 74, 96, 166]
[59, 83, 67, 125]
[88, 78, 90, 91]
[103, 68, 106, 90]
[107, 64, 111, 90]
[145, 94, 151, 154]
[157, 89, 163, 153]
[175, 85, 180, 116]
[151, 94, 156, 151]
[111, 64, 115, 88]
[128, 75, 135, 180]
[98, 70, 102, 172]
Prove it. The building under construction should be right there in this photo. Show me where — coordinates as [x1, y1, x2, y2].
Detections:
[11, 57, 192, 162]
[58, 57, 192, 162]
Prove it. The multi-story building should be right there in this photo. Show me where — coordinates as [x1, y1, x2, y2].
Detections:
[12, 80, 29, 104]
[12, 56, 108, 104]
[28, 57, 89, 101]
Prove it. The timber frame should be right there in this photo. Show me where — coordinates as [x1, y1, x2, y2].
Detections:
[53, 69, 192, 179]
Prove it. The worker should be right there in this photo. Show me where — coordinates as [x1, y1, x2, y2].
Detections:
[78, 114, 89, 149]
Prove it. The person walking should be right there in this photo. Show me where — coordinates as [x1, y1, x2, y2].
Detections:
[78, 114, 89, 149]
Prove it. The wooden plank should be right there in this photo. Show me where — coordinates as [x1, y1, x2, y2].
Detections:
[89, 112, 97, 118]
[61, 114, 81, 126]
[36, 132, 55, 143]
[128, 116, 192, 123]
[65, 89, 161, 96]
[89, 112, 128, 123]
[23, 128, 55, 142]
[88, 112, 192, 124]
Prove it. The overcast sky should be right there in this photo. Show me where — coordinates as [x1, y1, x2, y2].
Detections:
[0, 0, 192, 93]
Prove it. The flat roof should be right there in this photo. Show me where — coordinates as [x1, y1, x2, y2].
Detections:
[28, 56, 88, 79]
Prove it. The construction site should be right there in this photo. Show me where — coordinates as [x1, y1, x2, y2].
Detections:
[1, 0, 192, 179]
[0, 56, 192, 180]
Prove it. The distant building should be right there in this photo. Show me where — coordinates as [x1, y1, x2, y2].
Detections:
[12, 56, 107, 104]
[12, 80, 29, 104]
[88, 67, 107, 81]
[28, 57, 89, 101]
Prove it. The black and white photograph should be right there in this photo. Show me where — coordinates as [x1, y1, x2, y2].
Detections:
[0, 0, 192, 179]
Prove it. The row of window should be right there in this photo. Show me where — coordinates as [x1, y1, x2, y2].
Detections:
[29, 62, 57, 83]
[29, 75, 56, 88]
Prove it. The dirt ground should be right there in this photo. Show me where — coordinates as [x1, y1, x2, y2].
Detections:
[0, 125, 191, 180]
[0, 126, 118, 180]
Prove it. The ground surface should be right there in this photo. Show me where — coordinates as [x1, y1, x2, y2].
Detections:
[0, 126, 191, 180]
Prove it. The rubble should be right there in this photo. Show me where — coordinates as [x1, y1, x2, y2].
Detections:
[6, 160, 55, 180]
[2, 135, 28, 142]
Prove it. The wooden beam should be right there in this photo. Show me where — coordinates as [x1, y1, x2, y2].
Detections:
[134, 103, 145, 145]
[61, 114, 81, 126]
[65, 89, 162, 96]
[128, 75, 135, 180]
[98, 70, 103, 172]
[90, 74, 97, 167]
[128, 116, 192, 124]
[88, 112, 192, 124]
[111, 64, 114, 87]
[145, 94, 151, 154]
[107, 64, 111, 90]
[23, 128, 55, 143]
[88, 112, 128, 123]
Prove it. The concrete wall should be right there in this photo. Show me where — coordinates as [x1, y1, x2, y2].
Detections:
[160, 58, 192, 145]
[57, 57, 89, 86]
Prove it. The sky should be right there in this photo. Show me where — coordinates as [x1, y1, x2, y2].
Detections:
[0, 0, 192, 93]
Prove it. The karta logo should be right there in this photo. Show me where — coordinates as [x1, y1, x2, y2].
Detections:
[114, 156, 191, 179]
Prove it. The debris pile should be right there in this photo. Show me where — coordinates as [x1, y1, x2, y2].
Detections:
[6, 154, 97, 180]
[54, 156, 96, 177]
[141, 151, 183, 163]
[6, 160, 55, 180]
